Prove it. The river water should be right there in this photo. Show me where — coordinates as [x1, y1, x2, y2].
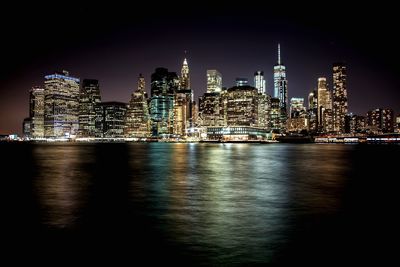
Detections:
[1, 143, 399, 265]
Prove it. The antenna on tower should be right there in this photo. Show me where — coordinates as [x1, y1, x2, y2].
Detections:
[278, 43, 281, 65]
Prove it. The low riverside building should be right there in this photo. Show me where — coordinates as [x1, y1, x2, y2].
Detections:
[206, 126, 271, 141]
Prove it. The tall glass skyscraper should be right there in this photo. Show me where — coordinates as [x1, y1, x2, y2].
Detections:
[79, 79, 101, 137]
[273, 44, 288, 121]
[150, 68, 179, 136]
[44, 70, 80, 138]
[332, 63, 348, 133]
[254, 71, 266, 94]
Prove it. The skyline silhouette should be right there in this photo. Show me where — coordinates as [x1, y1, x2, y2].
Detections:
[1, 2, 399, 134]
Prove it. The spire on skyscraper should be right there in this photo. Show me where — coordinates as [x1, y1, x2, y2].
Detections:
[278, 43, 281, 65]
[180, 52, 190, 89]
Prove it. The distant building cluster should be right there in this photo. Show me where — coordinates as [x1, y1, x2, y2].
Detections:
[23, 45, 399, 141]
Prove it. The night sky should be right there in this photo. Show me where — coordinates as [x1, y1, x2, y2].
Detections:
[1, 2, 399, 134]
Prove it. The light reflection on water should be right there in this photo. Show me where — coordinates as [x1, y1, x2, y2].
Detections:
[32, 145, 92, 228]
[29, 143, 352, 264]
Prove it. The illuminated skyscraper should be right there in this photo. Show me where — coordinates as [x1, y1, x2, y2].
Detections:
[206, 70, 222, 93]
[149, 68, 179, 136]
[29, 86, 45, 138]
[317, 77, 333, 133]
[332, 63, 348, 133]
[174, 57, 194, 136]
[124, 74, 150, 138]
[79, 79, 101, 137]
[44, 70, 80, 138]
[254, 71, 266, 94]
[180, 57, 190, 90]
[273, 44, 288, 120]
[307, 89, 318, 133]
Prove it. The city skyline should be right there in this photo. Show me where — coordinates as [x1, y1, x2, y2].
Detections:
[1, 2, 399, 134]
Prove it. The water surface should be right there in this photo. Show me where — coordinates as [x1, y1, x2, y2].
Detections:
[2, 143, 399, 265]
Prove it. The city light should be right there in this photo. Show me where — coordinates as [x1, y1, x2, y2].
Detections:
[17, 50, 399, 143]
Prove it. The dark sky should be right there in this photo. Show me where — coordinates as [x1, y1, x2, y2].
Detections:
[1, 2, 399, 134]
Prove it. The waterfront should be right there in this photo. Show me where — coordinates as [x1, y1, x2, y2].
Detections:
[1, 143, 399, 265]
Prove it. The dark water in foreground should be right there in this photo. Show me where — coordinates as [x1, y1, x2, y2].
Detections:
[1, 143, 399, 265]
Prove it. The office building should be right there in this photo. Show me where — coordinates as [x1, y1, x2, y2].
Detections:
[44, 70, 80, 138]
